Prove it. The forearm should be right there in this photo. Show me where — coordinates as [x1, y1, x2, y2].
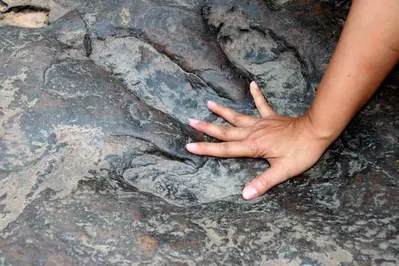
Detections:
[307, 0, 399, 140]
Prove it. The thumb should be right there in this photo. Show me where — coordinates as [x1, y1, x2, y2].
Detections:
[242, 165, 288, 200]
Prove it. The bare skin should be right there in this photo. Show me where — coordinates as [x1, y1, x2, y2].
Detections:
[186, 0, 399, 200]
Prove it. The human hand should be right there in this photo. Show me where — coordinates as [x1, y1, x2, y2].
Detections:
[186, 82, 334, 200]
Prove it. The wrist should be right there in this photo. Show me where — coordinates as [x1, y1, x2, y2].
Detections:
[301, 110, 342, 144]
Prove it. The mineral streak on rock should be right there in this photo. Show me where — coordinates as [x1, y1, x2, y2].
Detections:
[0, 0, 398, 265]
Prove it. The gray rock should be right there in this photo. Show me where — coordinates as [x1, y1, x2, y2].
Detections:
[0, 0, 397, 265]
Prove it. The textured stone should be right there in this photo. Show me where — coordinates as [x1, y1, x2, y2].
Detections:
[204, 6, 310, 115]
[0, 0, 398, 265]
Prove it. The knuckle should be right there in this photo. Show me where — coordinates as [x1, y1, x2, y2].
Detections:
[195, 142, 204, 150]
[195, 121, 205, 131]
[257, 176, 271, 191]
[201, 121, 209, 129]
[219, 142, 230, 152]
[198, 142, 210, 151]
[217, 105, 226, 113]
[232, 114, 243, 124]
[220, 126, 229, 138]
[249, 139, 261, 157]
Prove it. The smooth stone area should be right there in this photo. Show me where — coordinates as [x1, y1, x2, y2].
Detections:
[0, 0, 397, 265]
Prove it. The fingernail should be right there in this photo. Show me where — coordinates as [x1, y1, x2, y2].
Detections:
[189, 119, 200, 127]
[186, 143, 198, 151]
[207, 101, 217, 108]
[242, 187, 258, 200]
[250, 81, 259, 89]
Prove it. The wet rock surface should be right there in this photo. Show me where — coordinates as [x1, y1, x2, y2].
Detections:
[0, 0, 398, 265]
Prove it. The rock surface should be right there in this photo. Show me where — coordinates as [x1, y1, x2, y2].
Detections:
[0, 0, 398, 265]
